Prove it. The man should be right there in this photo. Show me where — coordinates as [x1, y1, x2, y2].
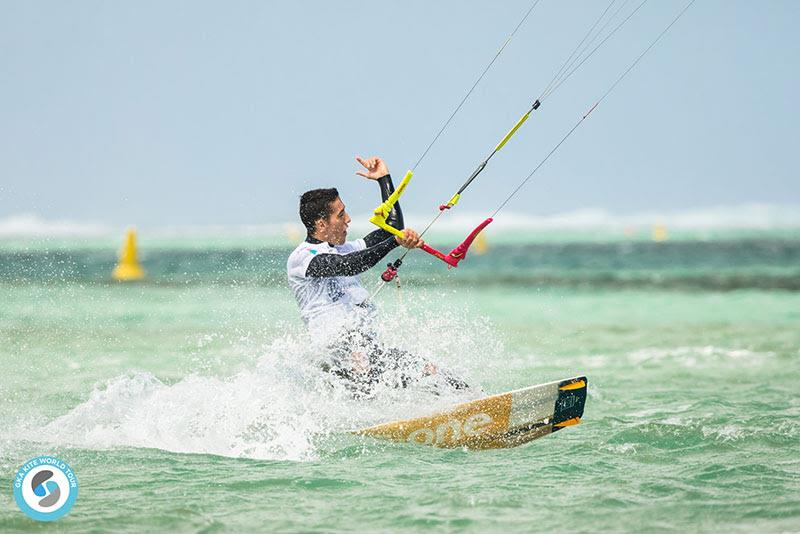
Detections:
[287, 156, 468, 396]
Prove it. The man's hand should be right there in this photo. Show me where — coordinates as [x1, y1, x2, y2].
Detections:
[396, 228, 424, 249]
[355, 156, 390, 180]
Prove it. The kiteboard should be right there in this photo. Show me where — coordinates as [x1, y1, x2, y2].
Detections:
[355, 376, 587, 450]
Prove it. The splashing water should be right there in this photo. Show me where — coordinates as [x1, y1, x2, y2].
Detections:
[33, 304, 492, 461]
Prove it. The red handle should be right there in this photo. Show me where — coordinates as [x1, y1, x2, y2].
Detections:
[420, 243, 448, 262]
[417, 218, 493, 269]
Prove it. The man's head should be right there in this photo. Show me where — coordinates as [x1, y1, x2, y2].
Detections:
[299, 188, 351, 245]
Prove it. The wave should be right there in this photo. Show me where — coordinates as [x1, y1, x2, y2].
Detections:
[2, 203, 799, 239]
[626, 346, 775, 369]
[0, 213, 111, 238]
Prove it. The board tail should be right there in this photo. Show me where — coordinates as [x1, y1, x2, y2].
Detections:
[552, 377, 588, 431]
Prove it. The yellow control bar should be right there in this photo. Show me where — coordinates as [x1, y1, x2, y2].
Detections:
[369, 170, 413, 238]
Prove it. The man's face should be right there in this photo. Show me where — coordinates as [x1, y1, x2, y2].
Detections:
[318, 197, 351, 245]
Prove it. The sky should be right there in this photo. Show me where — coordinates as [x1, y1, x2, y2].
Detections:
[1, 0, 799, 227]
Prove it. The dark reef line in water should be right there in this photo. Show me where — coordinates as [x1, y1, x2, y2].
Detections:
[1, 238, 799, 291]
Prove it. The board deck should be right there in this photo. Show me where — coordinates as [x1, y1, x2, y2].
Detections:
[355, 376, 587, 449]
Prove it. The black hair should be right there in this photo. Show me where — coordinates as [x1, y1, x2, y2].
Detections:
[299, 188, 340, 234]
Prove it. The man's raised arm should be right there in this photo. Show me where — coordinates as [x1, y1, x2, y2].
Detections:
[356, 156, 404, 247]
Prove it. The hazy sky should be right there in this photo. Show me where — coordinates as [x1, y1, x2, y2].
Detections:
[1, 1, 798, 226]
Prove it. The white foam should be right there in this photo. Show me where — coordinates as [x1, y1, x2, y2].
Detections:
[0, 213, 111, 237]
[607, 443, 637, 454]
[33, 310, 491, 461]
[701, 424, 746, 442]
[3, 203, 798, 239]
[35, 338, 357, 461]
[627, 346, 774, 368]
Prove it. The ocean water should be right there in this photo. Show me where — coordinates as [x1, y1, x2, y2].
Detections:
[1, 229, 799, 532]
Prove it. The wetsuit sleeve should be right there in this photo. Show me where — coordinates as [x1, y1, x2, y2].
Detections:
[364, 174, 405, 248]
[305, 237, 399, 277]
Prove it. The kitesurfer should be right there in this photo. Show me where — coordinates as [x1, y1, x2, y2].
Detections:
[287, 156, 469, 396]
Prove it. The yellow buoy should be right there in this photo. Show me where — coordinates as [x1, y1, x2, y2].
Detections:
[285, 223, 303, 243]
[474, 231, 489, 254]
[112, 227, 145, 281]
[652, 223, 669, 243]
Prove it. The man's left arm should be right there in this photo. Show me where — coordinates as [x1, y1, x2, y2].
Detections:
[363, 174, 404, 247]
[355, 157, 404, 248]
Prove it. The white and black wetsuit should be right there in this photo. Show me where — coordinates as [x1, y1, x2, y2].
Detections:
[287, 174, 403, 335]
[287, 175, 469, 395]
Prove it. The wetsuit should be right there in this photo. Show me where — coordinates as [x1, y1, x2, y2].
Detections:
[287, 175, 468, 396]
[287, 174, 403, 332]
[305, 175, 404, 278]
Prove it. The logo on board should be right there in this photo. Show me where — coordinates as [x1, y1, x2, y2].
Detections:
[407, 413, 493, 446]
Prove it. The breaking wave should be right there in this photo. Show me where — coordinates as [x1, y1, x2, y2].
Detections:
[2, 204, 799, 239]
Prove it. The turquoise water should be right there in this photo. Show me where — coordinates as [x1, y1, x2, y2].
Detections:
[1, 235, 799, 531]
